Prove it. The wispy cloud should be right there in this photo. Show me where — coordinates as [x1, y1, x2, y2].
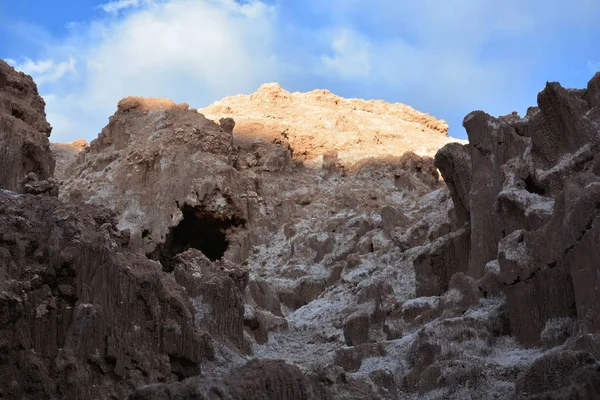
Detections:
[8, 57, 76, 85]
[320, 29, 370, 79]
[99, 0, 153, 14]
[8, 0, 279, 142]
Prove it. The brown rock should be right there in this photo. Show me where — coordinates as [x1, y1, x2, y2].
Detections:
[248, 279, 283, 316]
[51, 139, 88, 179]
[442, 272, 481, 313]
[0, 60, 55, 190]
[297, 277, 327, 305]
[379, 205, 408, 235]
[322, 150, 344, 173]
[405, 340, 442, 393]
[413, 225, 471, 297]
[219, 117, 235, 134]
[515, 351, 597, 398]
[584, 72, 600, 109]
[127, 359, 330, 399]
[434, 142, 472, 226]
[17, 172, 59, 197]
[0, 191, 212, 399]
[243, 306, 288, 345]
[417, 360, 483, 396]
[275, 286, 303, 310]
[343, 312, 371, 346]
[334, 343, 386, 372]
[530, 362, 600, 400]
[476, 269, 504, 299]
[462, 111, 530, 278]
[399, 297, 442, 328]
[503, 256, 576, 347]
[369, 368, 398, 397]
[435, 73, 600, 349]
[531, 82, 595, 169]
[59, 99, 252, 265]
[172, 249, 248, 350]
[405, 317, 495, 393]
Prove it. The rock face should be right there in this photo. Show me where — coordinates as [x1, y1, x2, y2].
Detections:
[0, 60, 55, 191]
[127, 359, 330, 400]
[435, 73, 600, 347]
[5, 60, 600, 399]
[56, 90, 452, 277]
[51, 139, 88, 180]
[199, 82, 465, 168]
[0, 190, 212, 398]
[59, 96, 254, 265]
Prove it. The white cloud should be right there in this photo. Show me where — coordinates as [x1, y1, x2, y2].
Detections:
[309, 0, 600, 121]
[321, 29, 370, 79]
[13, 0, 279, 142]
[6, 0, 600, 142]
[8, 58, 76, 85]
[99, 0, 153, 14]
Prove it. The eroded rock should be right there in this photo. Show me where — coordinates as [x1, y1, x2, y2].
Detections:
[0, 60, 55, 191]
[435, 75, 600, 349]
[127, 359, 330, 400]
[0, 191, 213, 398]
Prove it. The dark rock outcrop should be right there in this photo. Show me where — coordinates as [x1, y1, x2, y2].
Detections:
[529, 362, 600, 400]
[413, 225, 471, 297]
[172, 249, 248, 350]
[0, 60, 55, 191]
[435, 74, 600, 347]
[17, 172, 59, 197]
[434, 142, 472, 226]
[0, 191, 213, 399]
[515, 351, 597, 398]
[126, 359, 330, 400]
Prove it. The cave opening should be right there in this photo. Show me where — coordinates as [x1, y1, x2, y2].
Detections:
[524, 175, 546, 196]
[151, 204, 241, 272]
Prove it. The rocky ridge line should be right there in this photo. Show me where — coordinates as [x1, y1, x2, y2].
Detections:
[199, 82, 464, 168]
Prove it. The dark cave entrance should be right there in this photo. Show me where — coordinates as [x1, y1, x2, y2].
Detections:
[151, 204, 241, 272]
[524, 175, 546, 196]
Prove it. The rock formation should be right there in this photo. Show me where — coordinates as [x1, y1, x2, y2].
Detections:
[435, 73, 600, 348]
[127, 360, 330, 400]
[3, 61, 600, 399]
[0, 60, 55, 191]
[51, 139, 88, 180]
[199, 82, 464, 168]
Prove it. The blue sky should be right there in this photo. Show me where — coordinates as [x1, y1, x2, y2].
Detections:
[1, 0, 599, 142]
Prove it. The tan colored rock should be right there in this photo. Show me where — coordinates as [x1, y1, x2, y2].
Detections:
[51, 139, 88, 178]
[199, 82, 465, 168]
